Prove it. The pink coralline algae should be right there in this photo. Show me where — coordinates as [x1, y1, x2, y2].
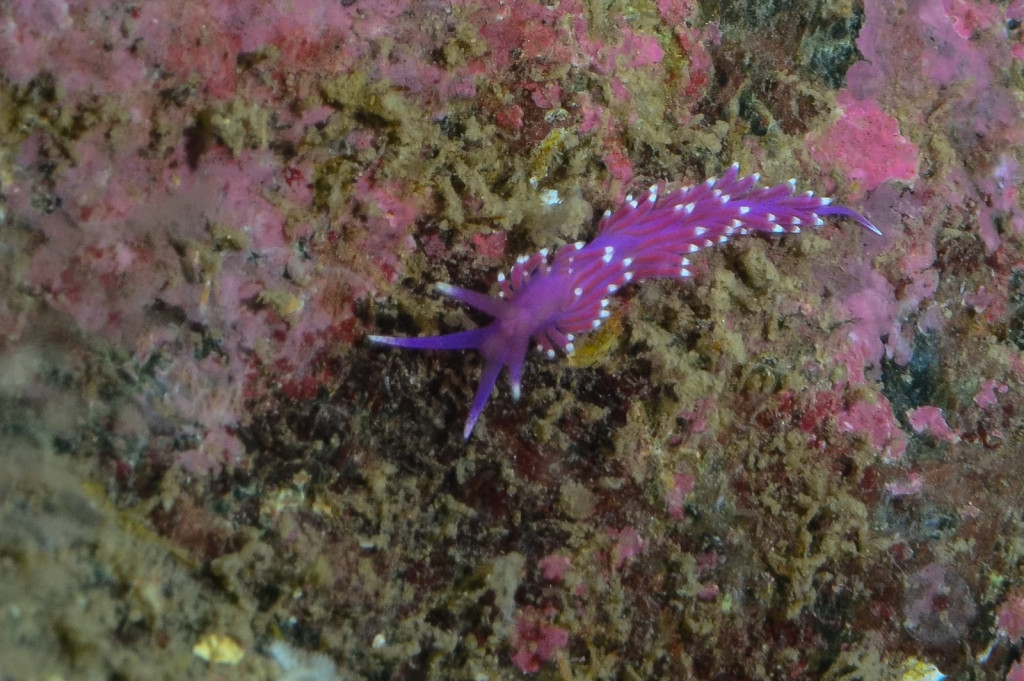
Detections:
[884, 471, 924, 498]
[974, 379, 1009, 409]
[903, 563, 977, 648]
[609, 526, 647, 570]
[538, 554, 572, 582]
[371, 164, 880, 438]
[510, 607, 569, 674]
[666, 471, 697, 520]
[808, 92, 919, 200]
[837, 395, 908, 462]
[996, 593, 1024, 641]
[907, 406, 961, 443]
[1009, 661, 1024, 681]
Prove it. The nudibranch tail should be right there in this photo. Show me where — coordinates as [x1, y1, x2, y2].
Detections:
[816, 204, 883, 235]
[370, 165, 881, 439]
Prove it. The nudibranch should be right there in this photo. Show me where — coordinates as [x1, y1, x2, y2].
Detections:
[370, 163, 880, 439]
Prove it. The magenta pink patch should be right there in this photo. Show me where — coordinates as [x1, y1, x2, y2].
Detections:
[885, 471, 924, 498]
[609, 527, 646, 569]
[906, 406, 961, 443]
[808, 92, 919, 198]
[947, 0, 1003, 39]
[495, 104, 524, 131]
[997, 593, 1024, 641]
[974, 379, 1009, 408]
[837, 396, 908, 461]
[510, 608, 569, 674]
[472, 232, 508, 261]
[538, 554, 572, 582]
[603, 146, 634, 187]
[666, 472, 696, 520]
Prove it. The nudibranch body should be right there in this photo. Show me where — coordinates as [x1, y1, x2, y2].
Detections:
[370, 163, 880, 439]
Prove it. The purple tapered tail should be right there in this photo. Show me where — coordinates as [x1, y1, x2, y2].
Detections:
[817, 204, 882, 235]
[370, 164, 881, 438]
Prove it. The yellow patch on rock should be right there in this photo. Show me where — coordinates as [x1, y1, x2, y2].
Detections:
[193, 633, 245, 665]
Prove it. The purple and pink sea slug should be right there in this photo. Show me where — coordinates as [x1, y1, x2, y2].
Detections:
[370, 164, 880, 438]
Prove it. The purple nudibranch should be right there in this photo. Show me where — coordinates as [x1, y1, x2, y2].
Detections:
[370, 163, 881, 439]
